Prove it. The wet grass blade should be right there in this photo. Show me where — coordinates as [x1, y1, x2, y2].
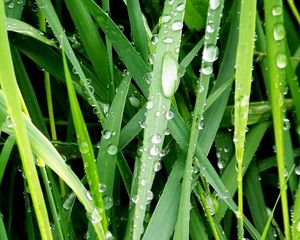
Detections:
[0, 2, 52, 238]
[0, 135, 15, 185]
[234, 0, 257, 237]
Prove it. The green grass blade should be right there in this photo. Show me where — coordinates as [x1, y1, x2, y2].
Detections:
[36, 0, 106, 125]
[0, 135, 15, 185]
[0, 2, 52, 238]
[234, 0, 257, 237]
[126, 0, 150, 61]
[292, 181, 300, 239]
[62, 49, 108, 236]
[264, 0, 291, 238]
[0, 213, 8, 240]
[64, 0, 112, 102]
[97, 74, 131, 201]
[174, 1, 224, 238]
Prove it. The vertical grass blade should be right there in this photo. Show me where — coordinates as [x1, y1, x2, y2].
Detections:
[0, 2, 52, 239]
[62, 50, 107, 238]
[174, 0, 224, 238]
[264, 0, 291, 239]
[0, 135, 15, 185]
[234, 0, 257, 238]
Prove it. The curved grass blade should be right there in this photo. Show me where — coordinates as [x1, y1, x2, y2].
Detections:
[264, 0, 291, 238]
[0, 135, 15, 185]
[292, 181, 300, 239]
[62, 49, 108, 235]
[0, 214, 8, 240]
[0, 3, 52, 238]
[36, 0, 106, 125]
[233, 0, 257, 237]
[174, 1, 224, 238]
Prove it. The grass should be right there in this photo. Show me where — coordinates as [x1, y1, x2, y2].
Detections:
[0, 0, 300, 239]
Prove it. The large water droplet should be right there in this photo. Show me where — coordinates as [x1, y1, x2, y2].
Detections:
[209, 0, 220, 10]
[163, 37, 174, 44]
[272, 6, 283, 16]
[107, 144, 118, 155]
[153, 162, 162, 172]
[161, 52, 179, 98]
[206, 24, 215, 33]
[63, 193, 75, 209]
[102, 130, 112, 140]
[171, 21, 183, 31]
[201, 65, 213, 75]
[202, 45, 219, 63]
[295, 165, 300, 175]
[150, 145, 160, 156]
[273, 23, 285, 41]
[217, 159, 226, 169]
[79, 141, 89, 154]
[276, 53, 287, 69]
[129, 96, 140, 108]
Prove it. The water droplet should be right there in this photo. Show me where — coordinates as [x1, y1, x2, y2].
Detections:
[176, 3, 185, 11]
[103, 196, 113, 209]
[99, 183, 107, 193]
[146, 101, 154, 109]
[102, 130, 112, 140]
[273, 23, 285, 41]
[240, 95, 250, 107]
[139, 121, 145, 128]
[129, 96, 140, 108]
[141, 179, 147, 186]
[72, 67, 78, 74]
[153, 162, 162, 172]
[6, 115, 12, 128]
[272, 6, 283, 16]
[161, 52, 179, 98]
[168, 0, 174, 5]
[148, 54, 156, 65]
[117, 24, 124, 32]
[146, 191, 154, 204]
[90, 208, 101, 223]
[132, 195, 138, 203]
[151, 134, 161, 144]
[217, 159, 226, 169]
[8, 2, 14, 8]
[202, 45, 219, 63]
[206, 24, 215, 33]
[106, 231, 113, 239]
[283, 118, 290, 130]
[144, 72, 153, 84]
[86, 191, 93, 201]
[106, 144, 117, 155]
[163, 37, 174, 44]
[151, 35, 159, 45]
[295, 165, 300, 175]
[199, 84, 205, 93]
[276, 53, 287, 69]
[63, 193, 75, 209]
[150, 145, 160, 156]
[79, 141, 89, 154]
[165, 110, 174, 120]
[162, 15, 171, 23]
[209, 0, 220, 10]
[201, 64, 213, 75]
[164, 128, 171, 135]
[171, 21, 183, 31]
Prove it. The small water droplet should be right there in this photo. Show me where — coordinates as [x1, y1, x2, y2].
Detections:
[102, 130, 112, 140]
[8, 2, 14, 8]
[90, 208, 101, 223]
[295, 165, 300, 175]
[240, 95, 250, 107]
[273, 23, 285, 41]
[276, 53, 287, 69]
[139, 121, 146, 129]
[168, 0, 174, 5]
[153, 162, 162, 172]
[6, 115, 12, 128]
[103, 196, 113, 209]
[162, 15, 171, 23]
[150, 145, 160, 156]
[106, 231, 113, 239]
[146, 191, 154, 204]
[79, 141, 89, 154]
[107, 144, 118, 155]
[141, 179, 147, 186]
[129, 96, 140, 108]
[144, 72, 153, 84]
[165, 110, 174, 120]
[176, 3, 185, 11]
[146, 101, 154, 109]
[283, 118, 290, 130]
[272, 6, 283, 16]
[99, 183, 107, 193]
[163, 37, 174, 44]
[151, 134, 162, 144]
[201, 64, 213, 75]
[171, 21, 183, 31]
[206, 24, 215, 33]
[217, 159, 225, 169]
[132, 195, 138, 204]
[202, 45, 219, 63]
[209, 0, 220, 10]
[164, 128, 171, 135]
[151, 35, 159, 45]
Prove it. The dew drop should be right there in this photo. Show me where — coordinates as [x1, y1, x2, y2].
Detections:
[141, 179, 147, 186]
[103, 196, 113, 209]
[107, 144, 118, 155]
[165, 110, 174, 120]
[164, 128, 171, 136]
[148, 54, 156, 65]
[63, 193, 75, 209]
[151, 134, 162, 144]
[106, 231, 113, 239]
[176, 3, 185, 11]
[272, 5, 283, 16]
[283, 118, 290, 130]
[295, 165, 300, 175]
[153, 162, 162, 172]
[150, 145, 160, 156]
[8, 2, 14, 8]
[209, 0, 220, 10]
[86, 191, 93, 201]
[6, 115, 12, 128]
[202, 45, 219, 63]
[163, 37, 174, 44]
[144, 72, 153, 84]
[206, 24, 215, 33]
[162, 15, 171, 23]
[201, 65, 213, 75]
[171, 21, 183, 31]
[132, 195, 138, 204]
[151, 34, 159, 45]
[146, 191, 154, 204]
[102, 130, 112, 140]
[273, 23, 285, 41]
[168, 0, 174, 5]
[276, 53, 287, 69]
[129, 96, 140, 108]
[240, 95, 250, 107]
[79, 141, 89, 154]
[90, 209, 101, 223]
[146, 101, 154, 109]
[217, 159, 226, 169]
[161, 52, 179, 98]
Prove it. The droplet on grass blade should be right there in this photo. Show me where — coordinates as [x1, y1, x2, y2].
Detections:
[161, 52, 179, 98]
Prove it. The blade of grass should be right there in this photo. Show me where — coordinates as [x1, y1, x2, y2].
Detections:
[0, 2, 52, 238]
[0, 212, 8, 240]
[174, 1, 224, 238]
[233, 0, 257, 237]
[264, 0, 291, 238]
[62, 48, 107, 237]
[0, 135, 15, 185]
